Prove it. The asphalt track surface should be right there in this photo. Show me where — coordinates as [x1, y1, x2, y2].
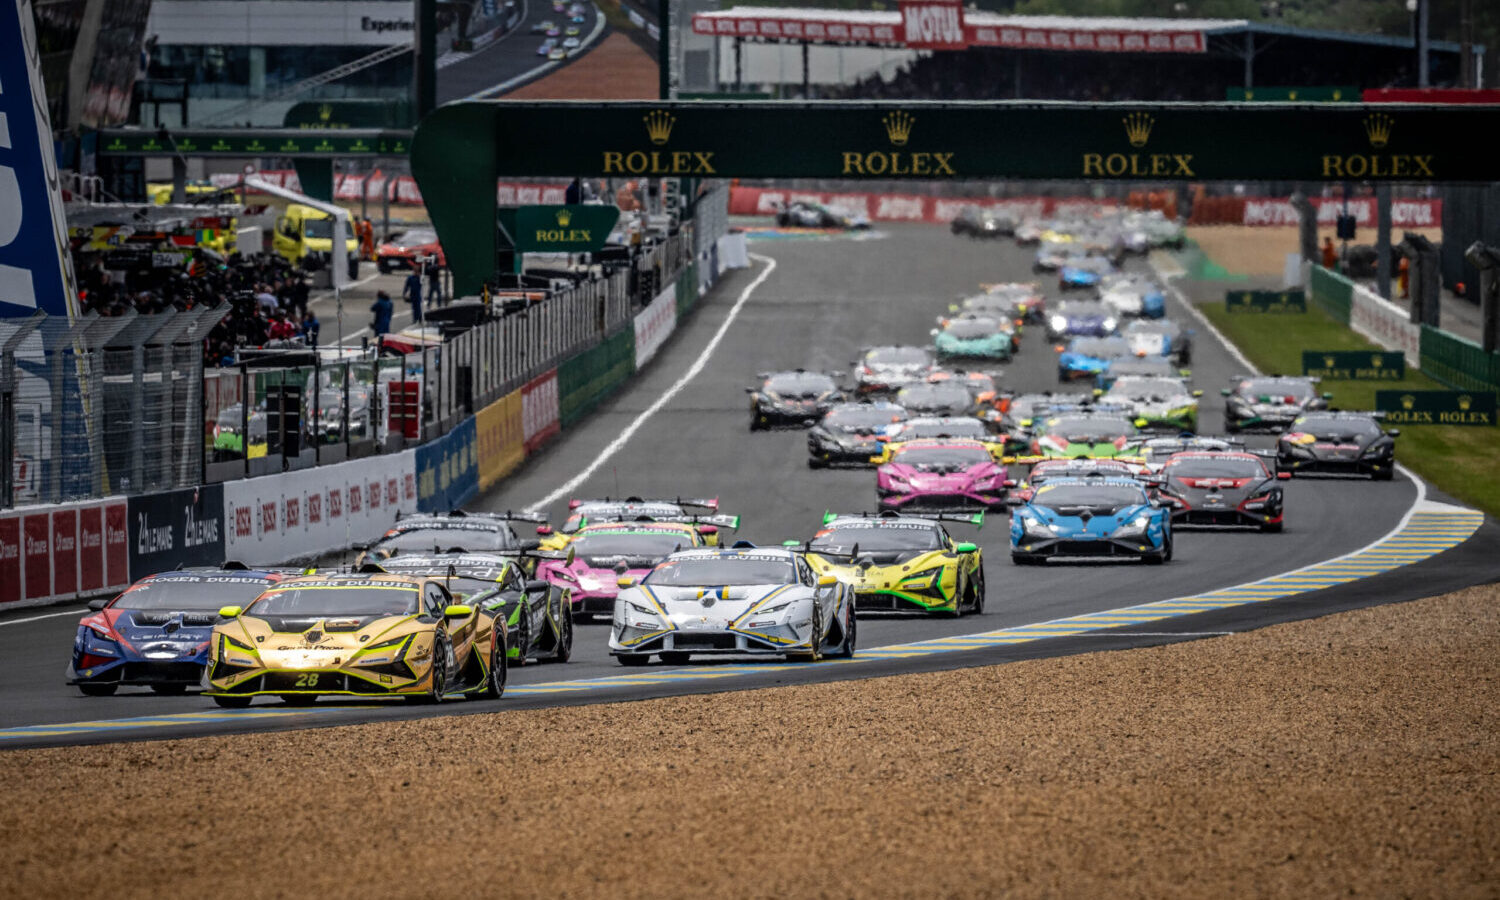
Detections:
[436, 0, 603, 102]
[2, 223, 1492, 748]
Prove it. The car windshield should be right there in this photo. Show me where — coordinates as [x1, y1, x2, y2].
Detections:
[304, 217, 334, 239]
[1071, 338, 1130, 357]
[378, 525, 517, 553]
[251, 584, 418, 616]
[1112, 359, 1174, 376]
[644, 556, 796, 586]
[867, 347, 929, 367]
[945, 318, 999, 338]
[1050, 416, 1135, 441]
[825, 406, 901, 429]
[114, 577, 272, 610]
[1110, 377, 1188, 398]
[1296, 416, 1382, 437]
[900, 384, 971, 407]
[893, 445, 992, 467]
[812, 524, 942, 552]
[1166, 457, 1268, 478]
[1243, 379, 1314, 400]
[1127, 320, 1174, 336]
[400, 229, 436, 246]
[766, 373, 834, 394]
[902, 419, 986, 440]
[1058, 303, 1106, 318]
[573, 531, 690, 564]
[1034, 484, 1146, 507]
[1034, 461, 1131, 479]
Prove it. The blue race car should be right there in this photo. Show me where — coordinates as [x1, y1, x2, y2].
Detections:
[68, 566, 289, 695]
[933, 314, 1016, 360]
[1057, 335, 1133, 382]
[1045, 300, 1119, 341]
[1059, 256, 1115, 291]
[1010, 476, 1172, 565]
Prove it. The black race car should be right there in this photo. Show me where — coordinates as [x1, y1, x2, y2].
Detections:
[807, 401, 908, 468]
[1154, 451, 1290, 531]
[951, 206, 1015, 238]
[854, 345, 933, 395]
[776, 201, 869, 230]
[895, 381, 978, 418]
[1222, 375, 1331, 433]
[359, 510, 545, 563]
[748, 369, 844, 429]
[1276, 411, 1399, 480]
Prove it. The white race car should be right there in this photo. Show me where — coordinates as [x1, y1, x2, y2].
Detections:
[610, 546, 856, 665]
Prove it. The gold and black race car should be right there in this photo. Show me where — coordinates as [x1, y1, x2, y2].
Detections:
[205, 573, 507, 707]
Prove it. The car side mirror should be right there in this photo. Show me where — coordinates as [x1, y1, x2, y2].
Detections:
[525, 579, 550, 593]
[953, 542, 978, 553]
[519, 537, 541, 552]
[1092, 388, 1104, 397]
[87, 598, 108, 611]
[1277, 471, 1292, 480]
[535, 525, 553, 535]
[1192, 390, 1204, 397]
[443, 604, 472, 618]
[817, 575, 838, 587]
[616, 575, 637, 588]
[218, 605, 243, 618]
[1386, 428, 1401, 438]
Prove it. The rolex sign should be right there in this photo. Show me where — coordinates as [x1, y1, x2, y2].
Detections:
[513, 205, 621, 254]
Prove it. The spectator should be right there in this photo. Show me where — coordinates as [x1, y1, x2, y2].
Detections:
[267, 309, 298, 341]
[301, 310, 321, 345]
[427, 261, 443, 307]
[371, 290, 394, 336]
[1321, 237, 1338, 270]
[255, 284, 278, 315]
[403, 267, 424, 323]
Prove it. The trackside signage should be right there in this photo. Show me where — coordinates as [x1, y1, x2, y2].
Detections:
[1302, 350, 1406, 380]
[1, 500, 129, 608]
[900, 0, 966, 50]
[127, 486, 226, 577]
[0, 0, 78, 318]
[522, 371, 560, 452]
[1376, 391, 1496, 426]
[634, 287, 677, 368]
[513, 205, 620, 253]
[1226, 290, 1307, 312]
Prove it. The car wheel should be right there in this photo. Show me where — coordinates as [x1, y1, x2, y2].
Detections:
[150, 683, 188, 696]
[944, 575, 966, 618]
[829, 606, 857, 659]
[1373, 466, 1395, 481]
[971, 567, 986, 614]
[552, 606, 573, 663]
[749, 417, 764, 432]
[471, 639, 507, 700]
[507, 613, 530, 668]
[788, 611, 824, 661]
[212, 694, 252, 708]
[78, 683, 117, 697]
[1260, 519, 1284, 533]
[408, 640, 449, 703]
[1223, 417, 1239, 433]
[617, 654, 650, 666]
[659, 651, 691, 666]
[808, 455, 825, 469]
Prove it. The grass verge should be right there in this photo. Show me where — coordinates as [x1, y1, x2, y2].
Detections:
[1200, 300, 1500, 518]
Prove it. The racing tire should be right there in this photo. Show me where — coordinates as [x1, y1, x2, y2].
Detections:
[971, 567, 987, 614]
[470, 640, 507, 700]
[1011, 554, 1040, 566]
[551, 607, 573, 663]
[212, 694, 252, 708]
[150, 683, 188, 696]
[279, 694, 318, 706]
[787, 612, 825, 662]
[408, 641, 450, 704]
[808, 455, 826, 469]
[1260, 520, 1285, 534]
[1223, 417, 1240, 434]
[78, 683, 118, 696]
[659, 651, 692, 666]
[1179, 347, 1192, 365]
[616, 654, 650, 666]
[749, 417, 765, 432]
[1372, 467, 1395, 481]
[829, 607, 857, 659]
[377, 259, 391, 274]
[507, 612, 531, 668]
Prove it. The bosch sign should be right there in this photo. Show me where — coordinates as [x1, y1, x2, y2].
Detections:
[900, 0, 967, 50]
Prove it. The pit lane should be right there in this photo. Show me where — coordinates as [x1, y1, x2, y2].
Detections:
[1, 222, 1489, 748]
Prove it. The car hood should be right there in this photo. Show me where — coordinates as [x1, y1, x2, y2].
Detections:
[84, 608, 220, 654]
[215, 614, 423, 668]
[880, 461, 1002, 489]
[622, 583, 808, 622]
[1126, 332, 1172, 356]
[1166, 475, 1264, 499]
[1025, 502, 1153, 536]
[1059, 352, 1109, 370]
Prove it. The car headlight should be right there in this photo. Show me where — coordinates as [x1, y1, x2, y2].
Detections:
[1021, 514, 1056, 537]
[1102, 317, 1119, 331]
[1114, 515, 1151, 537]
[899, 567, 945, 590]
[577, 575, 603, 591]
[1361, 442, 1391, 457]
[1049, 315, 1067, 331]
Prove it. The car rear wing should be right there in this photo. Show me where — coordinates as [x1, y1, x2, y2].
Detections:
[565, 496, 720, 511]
[783, 539, 862, 561]
[447, 508, 550, 524]
[820, 510, 985, 530]
[631, 513, 741, 531]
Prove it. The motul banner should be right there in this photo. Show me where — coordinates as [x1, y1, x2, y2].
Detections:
[1240, 197, 1441, 228]
[0, 499, 130, 608]
[901, 0, 966, 49]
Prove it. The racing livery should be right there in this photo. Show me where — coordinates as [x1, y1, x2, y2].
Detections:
[542, 496, 727, 547]
[880, 416, 1007, 460]
[1101, 375, 1203, 432]
[805, 512, 985, 616]
[1098, 273, 1166, 318]
[1154, 452, 1290, 530]
[1058, 256, 1115, 291]
[1276, 412, 1399, 480]
[1057, 336, 1134, 382]
[1005, 456, 1144, 506]
[359, 510, 543, 564]
[965, 282, 1046, 323]
[1011, 477, 1172, 564]
[69, 567, 287, 695]
[205, 574, 508, 706]
[1222, 375, 1330, 433]
[610, 547, 856, 665]
[875, 439, 1012, 511]
[748, 369, 844, 429]
[1046, 300, 1119, 341]
[807, 401, 907, 468]
[1124, 318, 1192, 364]
[1096, 355, 1186, 390]
[853, 345, 933, 395]
[932, 314, 1016, 360]
[536, 522, 707, 616]
[1028, 406, 1140, 458]
[894, 380, 978, 418]
[1134, 435, 1244, 473]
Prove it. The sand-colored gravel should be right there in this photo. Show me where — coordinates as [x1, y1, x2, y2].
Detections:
[1188, 225, 1445, 278]
[504, 32, 658, 100]
[4, 585, 1498, 898]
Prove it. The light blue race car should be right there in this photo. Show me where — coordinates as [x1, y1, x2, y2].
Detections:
[1010, 476, 1172, 565]
[1057, 335, 1133, 381]
[1059, 257, 1115, 290]
[933, 315, 1016, 361]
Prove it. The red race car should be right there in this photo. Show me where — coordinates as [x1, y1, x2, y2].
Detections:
[376, 227, 446, 273]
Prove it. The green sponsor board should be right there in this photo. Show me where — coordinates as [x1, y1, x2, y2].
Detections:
[97, 128, 412, 158]
[1226, 289, 1307, 312]
[1375, 390, 1496, 426]
[1302, 350, 1406, 380]
[1226, 87, 1359, 102]
[283, 99, 411, 130]
[508, 205, 620, 253]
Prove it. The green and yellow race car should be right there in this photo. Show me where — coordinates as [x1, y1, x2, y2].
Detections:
[804, 511, 985, 616]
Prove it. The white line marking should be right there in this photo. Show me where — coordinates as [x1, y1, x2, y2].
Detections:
[526, 253, 778, 512]
[0, 608, 85, 627]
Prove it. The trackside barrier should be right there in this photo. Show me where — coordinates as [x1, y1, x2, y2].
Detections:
[477, 389, 525, 492]
[415, 416, 479, 513]
[127, 485, 227, 577]
[1349, 280, 1422, 369]
[559, 327, 636, 428]
[634, 285, 678, 369]
[521, 371, 560, 453]
[0, 499, 129, 608]
[1419, 326, 1500, 392]
[1308, 266, 1354, 325]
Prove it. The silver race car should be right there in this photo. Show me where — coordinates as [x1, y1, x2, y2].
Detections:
[610, 546, 856, 665]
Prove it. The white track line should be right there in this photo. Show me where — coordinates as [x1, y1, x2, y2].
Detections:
[0, 608, 85, 628]
[526, 254, 778, 512]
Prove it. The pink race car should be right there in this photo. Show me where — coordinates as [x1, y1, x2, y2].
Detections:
[875, 439, 1013, 512]
[536, 521, 710, 618]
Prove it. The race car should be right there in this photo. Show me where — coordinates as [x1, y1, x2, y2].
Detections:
[205, 573, 508, 706]
[805, 511, 985, 616]
[933, 314, 1016, 360]
[964, 282, 1046, 324]
[68, 566, 289, 696]
[1057, 335, 1134, 382]
[747, 369, 844, 429]
[775, 201, 869, 230]
[1098, 273, 1166, 318]
[1133, 435, 1244, 473]
[536, 521, 708, 616]
[1046, 300, 1119, 341]
[376, 553, 573, 664]
[1276, 411, 1399, 480]
[1011, 477, 1172, 565]
[875, 417, 1007, 463]
[609, 546, 856, 665]
[1059, 256, 1116, 291]
[1028, 406, 1141, 458]
[531, 19, 556, 32]
[926, 370, 1006, 423]
[359, 510, 545, 564]
[1222, 375, 1331, 433]
[1154, 451, 1290, 530]
[1124, 318, 1193, 364]
[875, 439, 1012, 511]
[1101, 375, 1203, 432]
[951, 206, 1014, 238]
[376, 228, 445, 273]
[1096, 354, 1187, 390]
[895, 380, 980, 418]
[1005, 456, 1145, 506]
[853, 345, 933, 395]
[996, 391, 1089, 452]
[807, 401, 908, 468]
[540, 496, 730, 547]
